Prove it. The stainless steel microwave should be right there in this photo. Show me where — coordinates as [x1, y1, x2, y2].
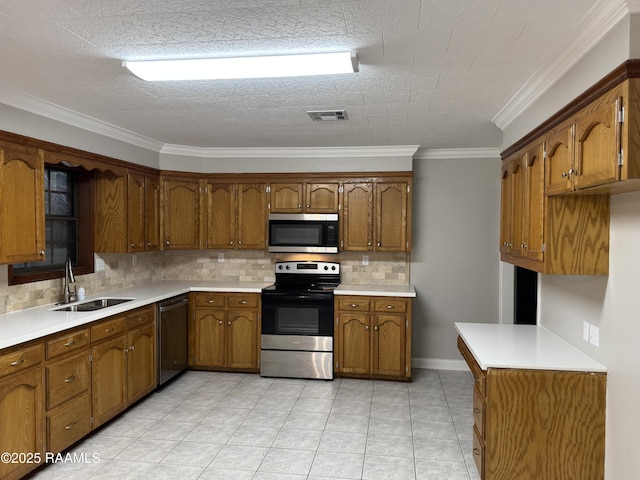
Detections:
[268, 213, 339, 253]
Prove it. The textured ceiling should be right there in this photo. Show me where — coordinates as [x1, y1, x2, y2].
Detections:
[0, 0, 611, 151]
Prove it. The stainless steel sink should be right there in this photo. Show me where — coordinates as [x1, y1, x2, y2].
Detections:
[53, 298, 134, 312]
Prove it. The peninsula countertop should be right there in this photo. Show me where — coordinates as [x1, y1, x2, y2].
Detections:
[455, 322, 606, 373]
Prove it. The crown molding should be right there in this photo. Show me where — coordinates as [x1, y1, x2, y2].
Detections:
[160, 144, 419, 158]
[492, 0, 630, 130]
[0, 90, 164, 152]
[414, 147, 500, 160]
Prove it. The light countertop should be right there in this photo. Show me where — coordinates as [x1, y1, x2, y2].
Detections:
[455, 322, 606, 373]
[335, 284, 416, 297]
[0, 280, 271, 351]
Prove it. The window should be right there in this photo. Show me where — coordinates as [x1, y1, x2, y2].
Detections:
[9, 165, 94, 285]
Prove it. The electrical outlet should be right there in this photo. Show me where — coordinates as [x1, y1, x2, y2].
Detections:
[589, 324, 600, 347]
[218, 253, 224, 263]
[362, 255, 369, 266]
[95, 257, 105, 271]
[583, 321, 590, 342]
[131, 254, 137, 266]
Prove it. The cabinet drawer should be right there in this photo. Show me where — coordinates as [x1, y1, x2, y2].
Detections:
[46, 351, 90, 409]
[373, 298, 407, 313]
[47, 393, 91, 453]
[457, 336, 486, 396]
[472, 425, 484, 478]
[227, 294, 259, 309]
[91, 316, 126, 343]
[45, 329, 90, 360]
[473, 386, 485, 437]
[0, 343, 43, 378]
[194, 293, 225, 308]
[337, 297, 371, 311]
[126, 305, 155, 329]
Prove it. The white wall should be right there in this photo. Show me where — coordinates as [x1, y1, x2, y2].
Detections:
[410, 156, 501, 369]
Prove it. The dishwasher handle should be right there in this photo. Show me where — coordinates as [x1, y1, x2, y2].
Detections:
[159, 298, 188, 313]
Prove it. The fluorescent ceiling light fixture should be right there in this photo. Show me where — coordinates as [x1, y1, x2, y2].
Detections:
[122, 52, 357, 81]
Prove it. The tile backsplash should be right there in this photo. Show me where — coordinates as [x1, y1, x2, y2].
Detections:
[0, 250, 409, 314]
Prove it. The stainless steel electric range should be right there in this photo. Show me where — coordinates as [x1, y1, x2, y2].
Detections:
[260, 261, 340, 380]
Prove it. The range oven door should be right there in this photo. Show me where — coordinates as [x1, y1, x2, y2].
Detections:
[261, 292, 334, 337]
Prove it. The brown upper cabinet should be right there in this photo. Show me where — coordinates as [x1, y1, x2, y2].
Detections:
[269, 182, 339, 213]
[342, 179, 411, 252]
[545, 83, 623, 195]
[203, 181, 268, 249]
[0, 142, 45, 264]
[95, 171, 160, 253]
[161, 177, 202, 250]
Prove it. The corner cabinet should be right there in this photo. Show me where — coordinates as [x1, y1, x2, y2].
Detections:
[458, 335, 606, 480]
[342, 178, 412, 252]
[0, 142, 45, 264]
[334, 295, 411, 380]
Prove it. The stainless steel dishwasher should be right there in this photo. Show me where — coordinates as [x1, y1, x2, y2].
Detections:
[158, 294, 189, 385]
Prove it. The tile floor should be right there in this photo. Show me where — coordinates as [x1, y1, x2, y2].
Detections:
[31, 368, 480, 480]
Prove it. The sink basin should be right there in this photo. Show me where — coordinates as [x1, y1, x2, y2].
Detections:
[54, 298, 134, 312]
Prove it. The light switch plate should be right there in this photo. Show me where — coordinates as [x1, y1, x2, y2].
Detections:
[583, 321, 590, 342]
[589, 324, 600, 347]
[218, 253, 224, 263]
[362, 255, 369, 266]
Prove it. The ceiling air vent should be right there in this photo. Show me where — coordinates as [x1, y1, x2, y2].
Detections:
[307, 110, 348, 121]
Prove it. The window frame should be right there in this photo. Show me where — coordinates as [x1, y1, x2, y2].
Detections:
[8, 164, 95, 285]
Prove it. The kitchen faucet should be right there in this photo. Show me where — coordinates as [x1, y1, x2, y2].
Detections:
[63, 258, 77, 303]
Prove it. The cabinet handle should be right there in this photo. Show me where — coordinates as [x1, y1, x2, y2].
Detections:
[105, 327, 115, 333]
[386, 305, 396, 309]
[130, 345, 135, 352]
[165, 240, 170, 245]
[298, 204, 301, 208]
[306, 204, 310, 208]
[39, 250, 46, 256]
[367, 242, 372, 246]
[124, 347, 129, 353]
[219, 320, 223, 325]
[229, 241, 233, 245]
[568, 168, 577, 176]
[377, 242, 381, 247]
[65, 422, 77, 431]
[64, 375, 76, 383]
[239, 300, 247, 305]
[10, 358, 25, 367]
[561, 171, 568, 178]
[227, 321, 231, 326]
[205, 299, 215, 303]
[130, 243, 135, 247]
[147, 242, 152, 246]
[350, 304, 359, 308]
[365, 325, 369, 330]
[238, 240, 242, 245]
[64, 339, 76, 347]
[473, 448, 481, 456]
[374, 326, 378, 330]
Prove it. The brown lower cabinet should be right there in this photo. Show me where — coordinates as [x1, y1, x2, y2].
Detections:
[457, 336, 606, 480]
[188, 292, 260, 372]
[334, 295, 412, 380]
[0, 348, 44, 480]
[91, 305, 156, 428]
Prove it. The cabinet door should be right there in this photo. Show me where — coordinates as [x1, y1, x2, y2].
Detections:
[372, 314, 406, 377]
[305, 183, 339, 213]
[91, 335, 127, 428]
[226, 310, 258, 369]
[144, 175, 161, 251]
[163, 178, 201, 250]
[270, 183, 303, 213]
[499, 165, 512, 255]
[375, 182, 409, 252]
[335, 313, 370, 374]
[127, 173, 145, 253]
[94, 171, 127, 253]
[0, 143, 45, 263]
[193, 309, 226, 368]
[544, 121, 575, 195]
[510, 159, 526, 258]
[574, 92, 622, 190]
[0, 368, 44, 480]
[525, 142, 545, 262]
[342, 183, 373, 251]
[205, 183, 236, 249]
[126, 322, 156, 405]
[237, 183, 267, 250]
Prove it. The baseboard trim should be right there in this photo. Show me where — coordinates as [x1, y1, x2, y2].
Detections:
[412, 357, 469, 371]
